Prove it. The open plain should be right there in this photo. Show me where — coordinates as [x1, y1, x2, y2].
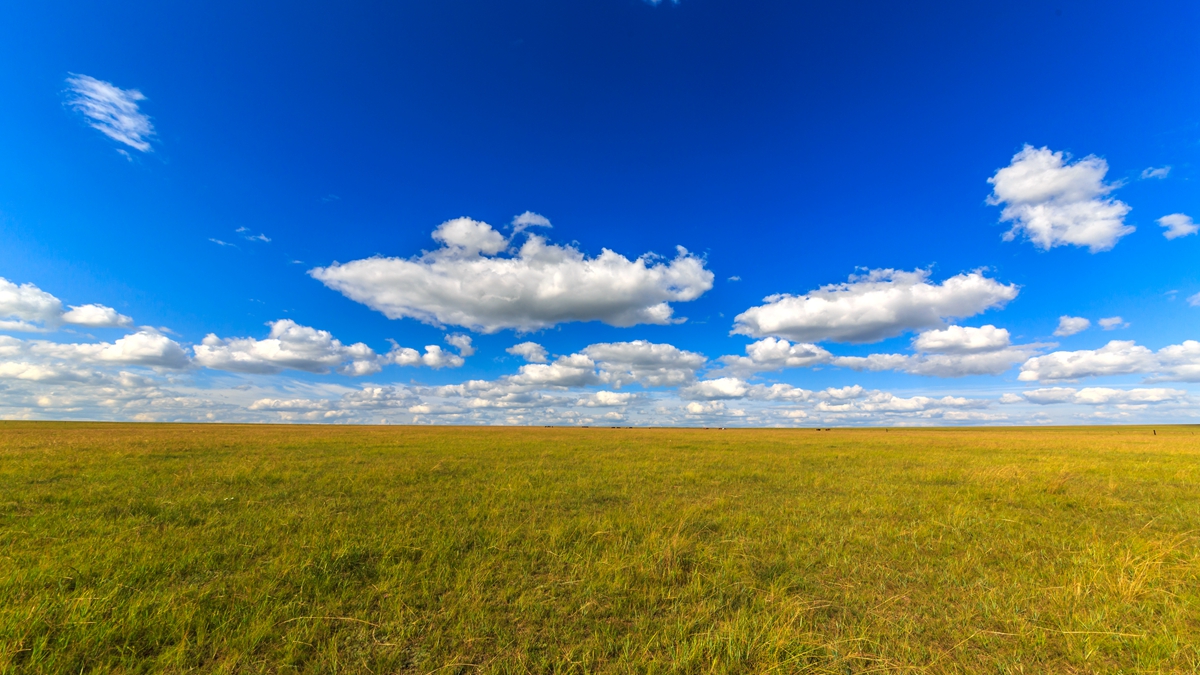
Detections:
[2, 422, 1199, 673]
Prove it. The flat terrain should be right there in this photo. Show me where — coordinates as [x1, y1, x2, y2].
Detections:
[1, 423, 1198, 674]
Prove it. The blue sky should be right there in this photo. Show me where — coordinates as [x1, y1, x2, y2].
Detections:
[1, 0, 1198, 425]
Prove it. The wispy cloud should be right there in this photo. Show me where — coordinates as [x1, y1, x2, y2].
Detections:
[209, 238, 236, 248]
[65, 74, 155, 152]
[1141, 166, 1170, 180]
[236, 227, 271, 243]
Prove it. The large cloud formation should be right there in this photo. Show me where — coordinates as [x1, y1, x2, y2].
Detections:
[309, 217, 714, 333]
[987, 145, 1133, 252]
[0, 276, 132, 332]
[733, 269, 1017, 344]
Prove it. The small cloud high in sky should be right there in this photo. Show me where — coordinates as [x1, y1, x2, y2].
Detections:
[0, 1, 1197, 425]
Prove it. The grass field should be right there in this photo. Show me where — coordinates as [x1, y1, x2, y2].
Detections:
[2, 423, 1199, 673]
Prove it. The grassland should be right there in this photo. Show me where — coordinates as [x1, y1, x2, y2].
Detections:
[1, 423, 1199, 673]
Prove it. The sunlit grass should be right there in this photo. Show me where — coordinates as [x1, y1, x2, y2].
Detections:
[2, 422, 1198, 673]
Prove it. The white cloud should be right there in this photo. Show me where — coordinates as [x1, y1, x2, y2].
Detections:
[834, 349, 1032, 378]
[37, 330, 189, 369]
[1155, 341, 1200, 382]
[680, 377, 750, 400]
[0, 330, 189, 371]
[829, 325, 1038, 378]
[1158, 214, 1197, 240]
[1054, 315, 1090, 337]
[434, 217, 509, 255]
[814, 391, 986, 414]
[1098, 316, 1128, 330]
[584, 340, 706, 387]
[0, 277, 132, 331]
[235, 227, 272, 243]
[511, 211, 552, 235]
[821, 385, 866, 400]
[911, 325, 1010, 354]
[195, 320, 382, 376]
[1189, 293, 1200, 308]
[576, 391, 636, 407]
[1141, 166, 1170, 180]
[680, 378, 817, 402]
[445, 333, 474, 356]
[511, 354, 601, 388]
[65, 74, 155, 152]
[387, 344, 465, 370]
[60, 304, 134, 328]
[1018, 340, 1158, 382]
[715, 338, 832, 377]
[507, 341, 548, 363]
[684, 401, 726, 415]
[733, 269, 1017, 344]
[310, 218, 713, 333]
[0, 278, 65, 331]
[1020, 387, 1187, 406]
[988, 145, 1133, 252]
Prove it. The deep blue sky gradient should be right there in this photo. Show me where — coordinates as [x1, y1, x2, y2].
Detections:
[1, 0, 1197, 397]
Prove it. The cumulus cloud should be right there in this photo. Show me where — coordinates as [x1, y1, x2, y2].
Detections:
[1141, 166, 1170, 180]
[911, 325, 1011, 354]
[507, 341, 548, 363]
[814, 391, 987, 414]
[30, 330, 190, 369]
[387, 344, 465, 370]
[829, 325, 1040, 378]
[194, 320, 384, 376]
[684, 401, 726, 415]
[1019, 387, 1187, 406]
[60, 304, 134, 328]
[1158, 214, 1197, 240]
[511, 354, 601, 388]
[680, 377, 750, 400]
[584, 340, 706, 387]
[445, 333, 475, 356]
[733, 269, 1017, 344]
[1016, 340, 1200, 382]
[988, 145, 1133, 252]
[65, 74, 155, 152]
[1054, 316, 1090, 337]
[0, 277, 132, 332]
[834, 350, 1031, 378]
[715, 338, 832, 377]
[310, 217, 713, 333]
[576, 391, 636, 407]
[0, 330, 189, 377]
[1098, 316, 1128, 330]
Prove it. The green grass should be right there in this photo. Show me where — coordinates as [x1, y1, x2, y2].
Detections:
[2, 423, 1199, 673]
